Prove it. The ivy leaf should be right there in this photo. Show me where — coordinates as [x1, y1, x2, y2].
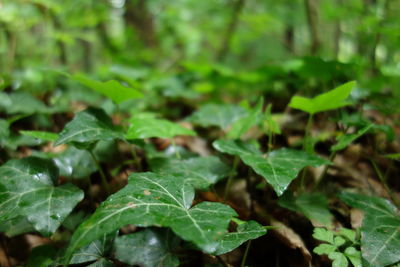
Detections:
[54, 107, 123, 147]
[73, 74, 143, 104]
[0, 217, 35, 237]
[27, 245, 57, 267]
[126, 117, 196, 139]
[328, 251, 349, 267]
[227, 99, 263, 139]
[213, 140, 329, 196]
[70, 233, 116, 265]
[289, 81, 356, 115]
[187, 103, 248, 129]
[214, 221, 266, 255]
[64, 172, 237, 265]
[339, 192, 400, 267]
[0, 157, 84, 236]
[149, 156, 230, 189]
[114, 228, 180, 267]
[278, 192, 333, 226]
[331, 124, 373, 152]
[0, 91, 50, 114]
[86, 258, 114, 267]
[53, 146, 97, 179]
[20, 130, 59, 142]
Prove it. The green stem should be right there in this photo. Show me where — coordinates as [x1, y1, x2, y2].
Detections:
[267, 130, 274, 153]
[240, 240, 252, 267]
[171, 139, 181, 159]
[371, 160, 400, 209]
[224, 156, 239, 201]
[303, 114, 314, 153]
[130, 145, 142, 171]
[313, 150, 337, 191]
[89, 150, 110, 195]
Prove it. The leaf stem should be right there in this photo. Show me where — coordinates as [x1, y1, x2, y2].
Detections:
[370, 159, 400, 209]
[240, 240, 252, 267]
[313, 150, 337, 191]
[171, 139, 181, 159]
[130, 145, 142, 171]
[89, 150, 110, 195]
[303, 114, 314, 153]
[224, 156, 239, 201]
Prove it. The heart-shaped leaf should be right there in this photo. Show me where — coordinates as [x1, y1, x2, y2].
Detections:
[64, 172, 237, 265]
[331, 124, 373, 152]
[73, 74, 143, 104]
[149, 156, 230, 189]
[126, 117, 196, 139]
[289, 81, 356, 115]
[278, 192, 333, 226]
[213, 140, 329, 195]
[70, 233, 116, 265]
[214, 220, 266, 255]
[113, 228, 180, 267]
[339, 192, 400, 267]
[54, 107, 123, 147]
[0, 157, 84, 236]
[227, 98, 263, 139]
[186, 103, 248, 129]
[53, 146, 97, 179]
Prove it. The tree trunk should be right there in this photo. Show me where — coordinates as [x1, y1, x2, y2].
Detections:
[304, 0, 320, 55]
[124, 0, 158, 48]
[216, 0, 246, 61]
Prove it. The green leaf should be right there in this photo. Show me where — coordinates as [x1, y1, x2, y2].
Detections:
[227, 98, 263, 139]
[27, 245, 57, 267]
[339, 192, 400, 267]
[314, 244, 337, 255]
[344, 247, 362, 267]
[338, 228, 357, 243]
[64, 172, 237, 265]
[86, 258, 114, 267]
[113, 228, 180, 267]
[20, 130, 59, 142]
[187, 103, 248, 129]
[70, 233, 116, 265]
[313, 228, 334, 244]
[278, 192, 333, 226]
[263, 104, 281, 135]
[149, 156, 230, 190]
[73, 74, 143, 104]
[213, 140, 329, 196]
[53, 146, 97, 179]
[214, 221, 266, 255]
[288, 81, 356, 115]
[54, 107, 123, 147]
[0, 91, 50, 114]
[334, 236, 346, 247]
[329, 251, 349, 267]
[0, 216, 35, 237]
[331, 124, 373, 152]
[0, 119, 10, 147]
[126, 117, 196, 139]
[0, 157, 84, 236]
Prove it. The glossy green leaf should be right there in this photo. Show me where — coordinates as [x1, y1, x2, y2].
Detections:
[0, 91, 50, 114]
[73, 74, 143, 104]
[70, 233, 116, 265]
[187, 103, 248, 129]
[213, 140, 329, 195]
[86, 258, 114, 267]
[53, 146, 97, 179]
[20, 130, 59, 141]
[149, 156, 230, 189]
[214, 221, 266, 255]
[126, 117, 196, 139]
[227, 99, 263, 139]
[27, 245, 57, 267]
[288, 81, 356, 115]
[114, 228, 180, 267]
[54, 107, 123, 147]
[331, 124, 373, 152]
[64, 172, 237, 265]
[278, 192, 333, 225]
[0, 216, 35, 237]
[339, 192, 400, 267]
[0, 157, 84, 236]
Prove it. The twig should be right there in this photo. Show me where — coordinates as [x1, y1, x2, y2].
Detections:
[240, 240, 252, 267]
[224, 156, 239, 201]
[89, 150, 110, 195]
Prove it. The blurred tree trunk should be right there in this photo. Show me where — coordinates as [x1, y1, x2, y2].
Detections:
[216, 0, 246, 61]
[333, 0, 342, 59]
[124, 0, 158, 48]
[284, 26, 295, 53]
[304, 0, 320, 55]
